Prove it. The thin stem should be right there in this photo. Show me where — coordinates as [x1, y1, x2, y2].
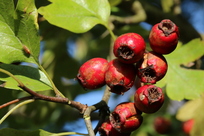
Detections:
[0, 99, 35, 124]
[105, 24, 116, 41]
[83, 104, 99, 136]
[83, 100, 108, 136]
[0, 96, 33, 109]
[102, 86, 112, 103]
[84, 115, 95, 136]
[38, 64, 65, 98]
[51, 132, 89, 136]
[0, 68, 24, 87]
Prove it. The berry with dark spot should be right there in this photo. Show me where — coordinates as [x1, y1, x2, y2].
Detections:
[105, 59, 136, 94]
[109, 102, 143, 133]
[149, 19, 179, 54]
[113, 33, 146, 64]
[136, 51, 168, 84]
[134, 85, 164, 113]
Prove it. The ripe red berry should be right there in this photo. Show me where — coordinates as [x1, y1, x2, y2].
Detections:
[98, 120, 131, 136]
[182, 119, 194, 135]
[110, 102, 143, 133]
[136, 51, 168, 84]
[153, 116, 171, 134]
[113, 33, 146, 64]
[77, 58, 108, 89]
[149, 19, 179, 54]
[105, 59, 136, 94]
[134, 85, 164, 113]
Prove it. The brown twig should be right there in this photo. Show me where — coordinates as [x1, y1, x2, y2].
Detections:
[18, 85, 87, 113]
[83, 100, 109, 136]
[0, 96, 33, 109]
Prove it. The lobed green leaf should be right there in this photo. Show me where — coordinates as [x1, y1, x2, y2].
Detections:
[156, 39, 204, 100]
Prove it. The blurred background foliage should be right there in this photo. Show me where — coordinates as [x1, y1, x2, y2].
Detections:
[0, 0, 204, 136]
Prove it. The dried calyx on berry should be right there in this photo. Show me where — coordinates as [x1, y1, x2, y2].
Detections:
[134, 85, 164, 113]
[109, 102, 143, 133]
[113, 33, 146, 64]
[149, 19, 179, 54]
[105, 59, 136, 94]
[136, 51, 168, 84]
[76, 58, 108, 90]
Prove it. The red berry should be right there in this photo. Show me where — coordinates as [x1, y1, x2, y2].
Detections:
[182, 119, 194, 135]
[77, 58, 108, 89]
[136, 51, 168, 84]
[149, 19, 179, 54]
[113, 33, 146, 64]
[98, 120, 131, 136]
[110, 102, 143, 133]
[134, 85, 164, 113]
[105, 59, 136, 94]
[153, 116, 171, 134]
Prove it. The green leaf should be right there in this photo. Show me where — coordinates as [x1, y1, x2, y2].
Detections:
[0, 0, 40, 64]
[38, 0, 110, 33]
[0, 128, 52, 136]
[0, 64, 52, 91]
[109, 0, 122, 6]
[15, 0, 40, 61]
[156, 39, 204, 100]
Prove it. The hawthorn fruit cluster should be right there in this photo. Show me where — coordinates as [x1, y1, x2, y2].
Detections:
[76, 19, 179, 136]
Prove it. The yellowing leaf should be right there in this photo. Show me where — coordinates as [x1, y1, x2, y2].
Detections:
[176, 98, 202, 121]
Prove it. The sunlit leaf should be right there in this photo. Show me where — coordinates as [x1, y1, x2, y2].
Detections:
[0, 64, 52, 91]
[109, 0, 122, 6]
[156, 39, 204, 100]
[38, 0, 110, 33]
